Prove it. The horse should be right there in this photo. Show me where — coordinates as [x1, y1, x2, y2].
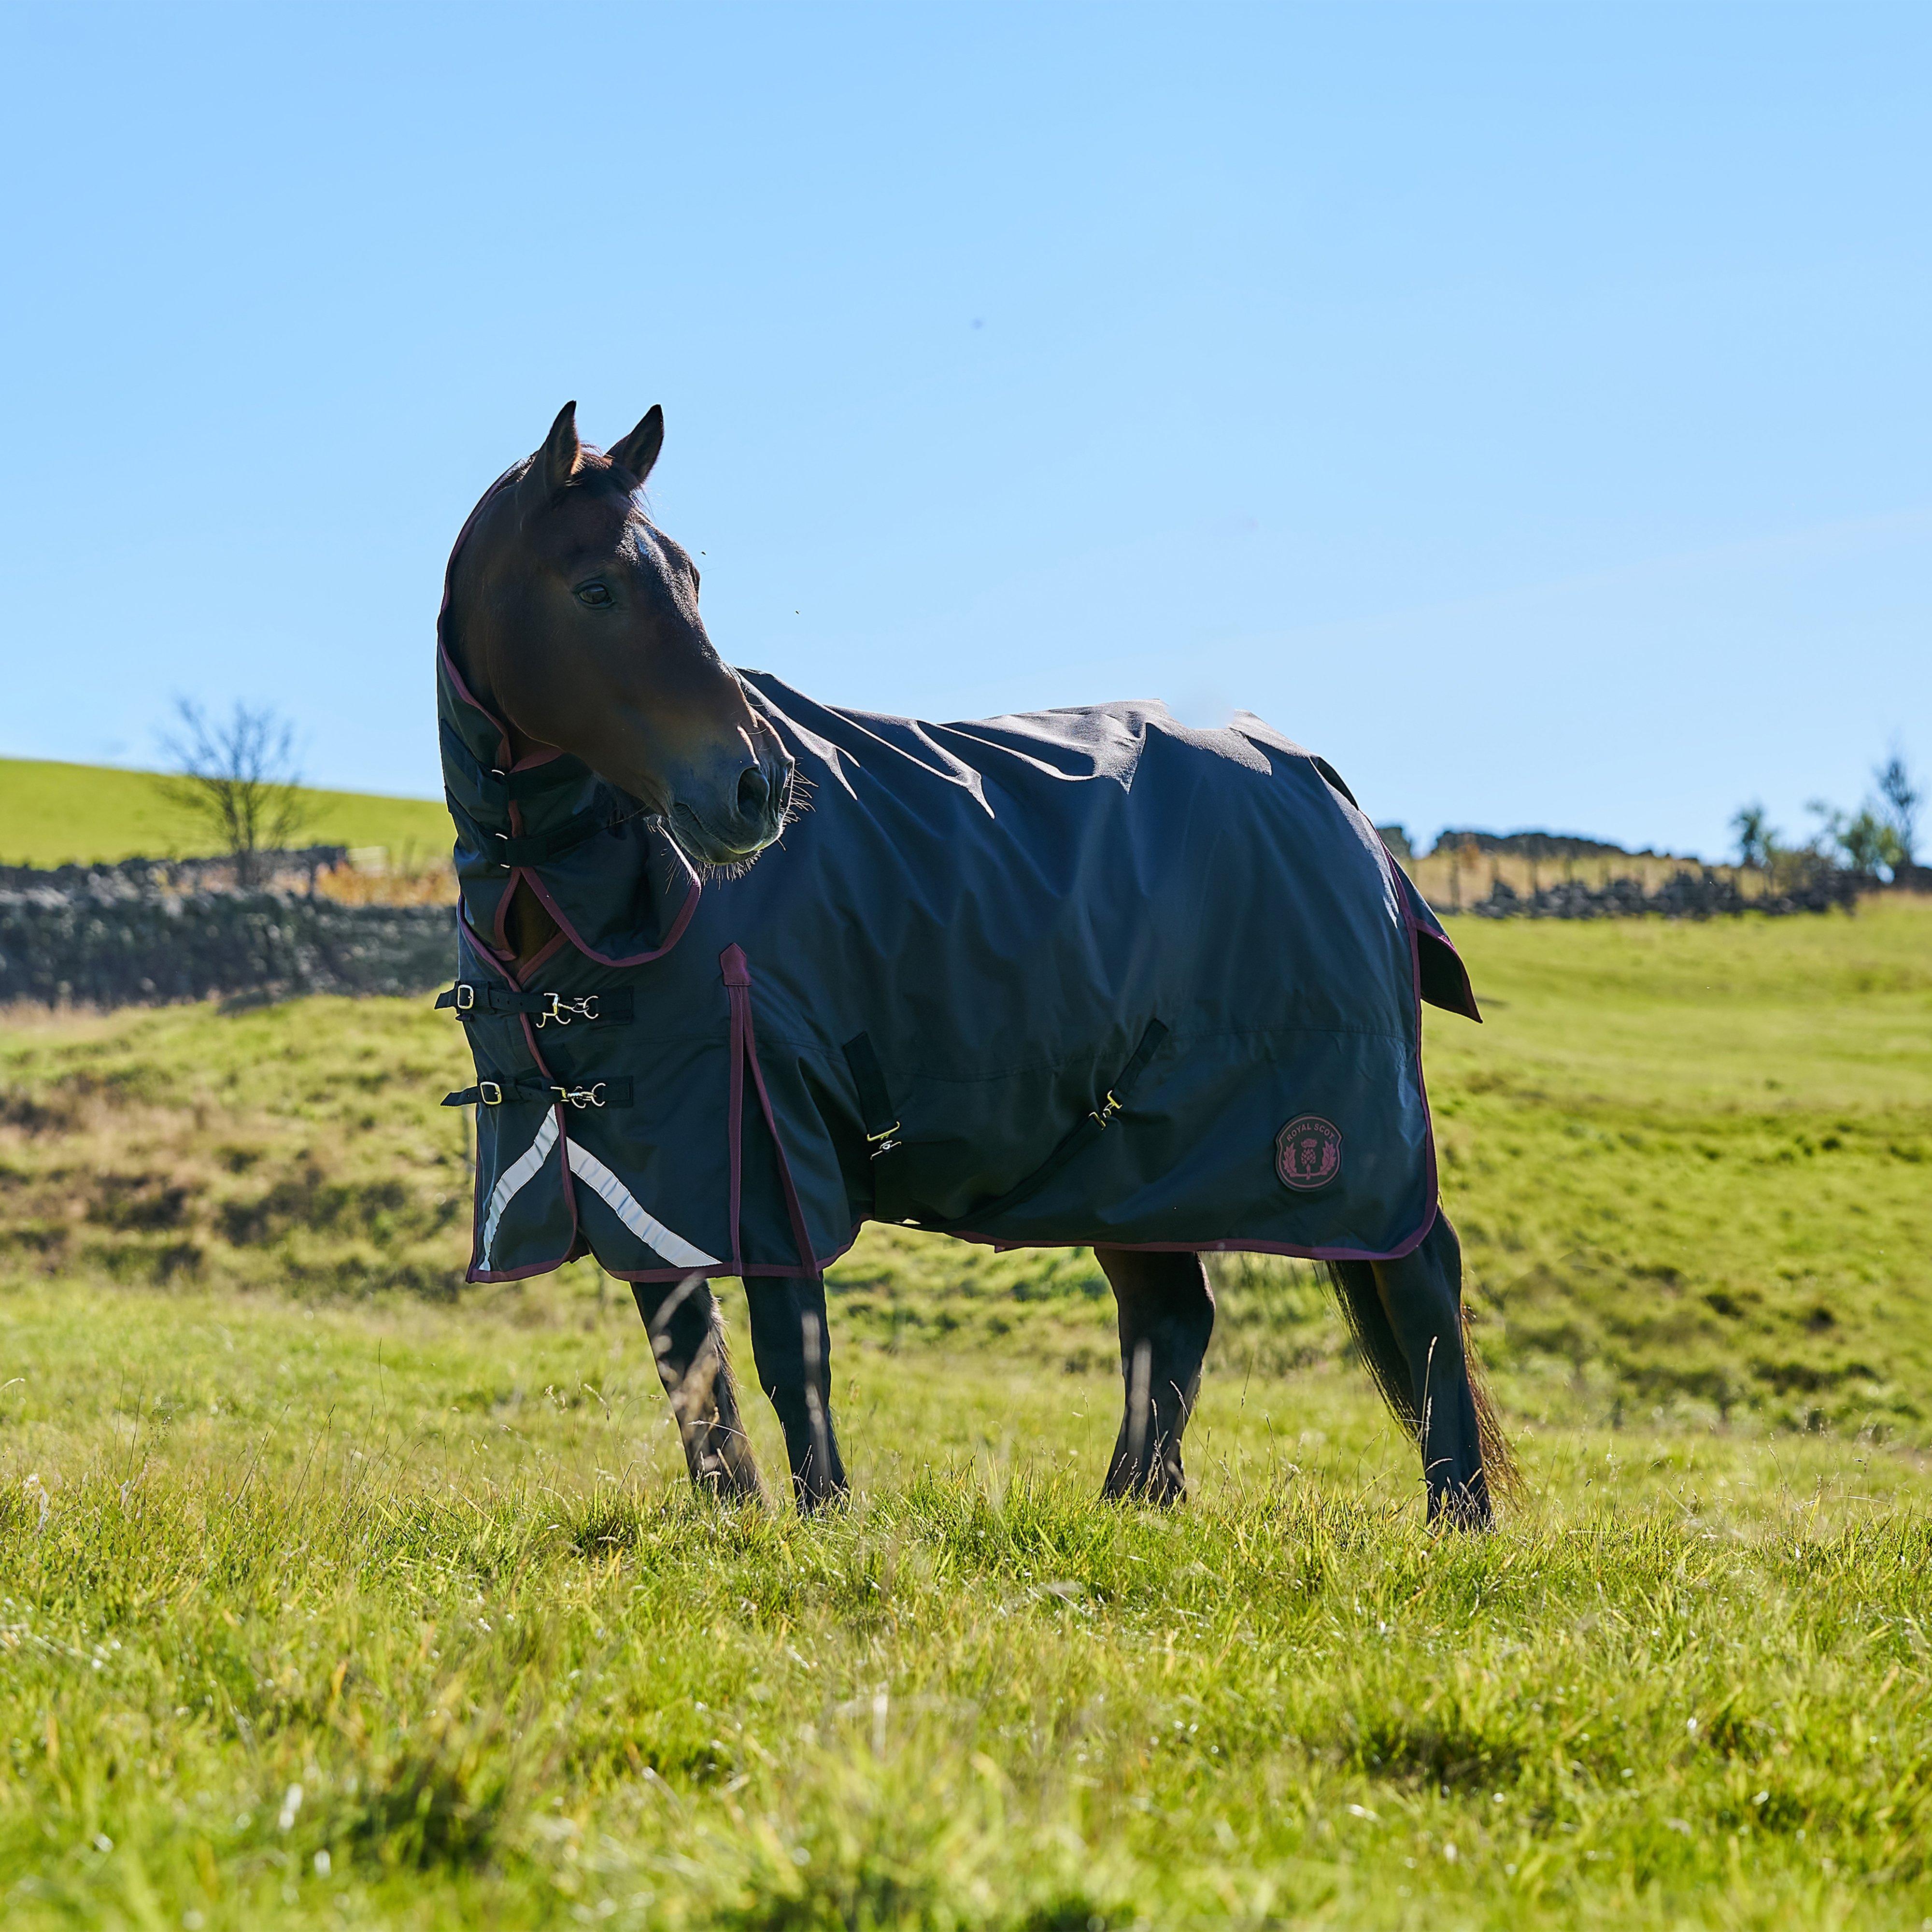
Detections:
[437, 401, 1514, 1527]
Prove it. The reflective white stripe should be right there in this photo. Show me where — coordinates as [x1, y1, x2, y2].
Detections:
[480, 1110, 559, 1269]
[566, 1137, 718, 1269]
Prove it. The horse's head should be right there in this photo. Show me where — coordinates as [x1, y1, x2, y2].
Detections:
[447, 402, 794, 868]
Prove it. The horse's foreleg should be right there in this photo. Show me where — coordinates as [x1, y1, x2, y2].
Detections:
[1368, 1215, 1492, 1529]
[630, 1275, 765, 1503]
[1096, 1247, 1215, 1504]
[745, 1275, 849, 1514]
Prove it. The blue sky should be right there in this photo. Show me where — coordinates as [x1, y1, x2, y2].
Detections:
[2, 2, 1926, 858]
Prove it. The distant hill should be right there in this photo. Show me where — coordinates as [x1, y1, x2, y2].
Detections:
[1427, 827, 1689, 863]
[1374, 824, 1697, 866]
[0, 757, 451, 868]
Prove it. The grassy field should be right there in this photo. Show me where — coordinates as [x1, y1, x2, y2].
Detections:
[0, 901, 1928, 1927]
[0, 757, 450, 869]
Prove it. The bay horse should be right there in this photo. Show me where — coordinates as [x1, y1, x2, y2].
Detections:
[440, 402, 1512, 1527]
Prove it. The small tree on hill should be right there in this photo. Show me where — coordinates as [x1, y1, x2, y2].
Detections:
[1875, 750, 1921, 866]
[1730, 801, 1777, 872]
[159, 699, 313, 888]
[1806, 800, 1903, 877]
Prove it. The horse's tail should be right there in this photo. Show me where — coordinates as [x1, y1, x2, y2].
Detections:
[1460, 1329, 1520, 1501]
[1323, 1256, 1520, 1501]
[1324, 1258, 1421, 1435]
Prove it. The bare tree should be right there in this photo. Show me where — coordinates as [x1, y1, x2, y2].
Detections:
[158, 699, 313, 888]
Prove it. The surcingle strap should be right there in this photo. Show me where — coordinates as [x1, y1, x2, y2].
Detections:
[878, 1018, 1170, 1232]
[954, 1016, 1168, 1223]
[839, 1032, 901, 1154]
[443, 1072, 636, 1109]
[436, 984, 634, 1028]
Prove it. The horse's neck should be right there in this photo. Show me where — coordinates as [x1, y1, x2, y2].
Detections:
[446, 636, 562, 972]
[449, 634, 546, 766]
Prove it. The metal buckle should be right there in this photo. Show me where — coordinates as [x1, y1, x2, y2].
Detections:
[558, 1082, 607, 1110]
[536, 993, 600, 1029]
[865, 1121, 901, 1159]
[1089, 1090, 1122, 1130]
[477, 1080, 504, 1106]
[455, 983, 476, 1012]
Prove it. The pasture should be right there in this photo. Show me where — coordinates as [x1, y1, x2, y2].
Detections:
[0, 758, 449, 870]
[0, 901, 1928, 1928]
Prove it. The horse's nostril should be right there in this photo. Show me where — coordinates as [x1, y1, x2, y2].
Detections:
[736, 764, 771, 824]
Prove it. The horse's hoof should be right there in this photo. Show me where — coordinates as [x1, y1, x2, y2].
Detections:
[1100, 1465, 1187, 1507]
[793, 1477, 852, 1518]
[1426, 1483, 1494, 1533]
[686, 1437, 767, 1506]
[695, 1466, 767, 1507]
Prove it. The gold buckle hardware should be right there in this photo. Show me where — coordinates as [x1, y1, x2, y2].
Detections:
[1089, 1090, 1121, 1129]
[556, 1082, 607, 1110]
[537, 993, 600, 1029]
[477, 1080, 504, 1106]
[455, 983, 475, 1011]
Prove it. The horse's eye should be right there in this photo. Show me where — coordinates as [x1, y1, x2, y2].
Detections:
[575, 582, 612, 609]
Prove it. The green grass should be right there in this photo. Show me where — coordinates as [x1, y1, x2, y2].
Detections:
[0, 900, 1928, 1926]
[0, 757, 450, 868]
[1421, 901, 1932, 1439]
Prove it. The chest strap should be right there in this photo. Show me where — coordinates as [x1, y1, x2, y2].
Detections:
[437, 984, 634, 1028]
[442, 1073, 635, 1109]
[439, 720, 585, 813]
[444, 788, 627, 871]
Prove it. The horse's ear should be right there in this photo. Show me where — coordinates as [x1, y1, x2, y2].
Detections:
[609, 406, 665, 485]
[535, 400, 582, 496]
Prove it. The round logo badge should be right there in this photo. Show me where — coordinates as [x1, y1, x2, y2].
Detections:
[1275, 1115, 1343, 1192]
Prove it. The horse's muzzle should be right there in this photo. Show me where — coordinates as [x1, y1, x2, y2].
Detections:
[671, 748, 795, 867]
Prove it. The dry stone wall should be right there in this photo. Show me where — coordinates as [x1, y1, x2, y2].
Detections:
[1448, 867, 1867, 920]
[0, 861, 453, 1007]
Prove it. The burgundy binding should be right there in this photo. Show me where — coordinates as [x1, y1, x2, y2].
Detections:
[721, 944, 821, 1279]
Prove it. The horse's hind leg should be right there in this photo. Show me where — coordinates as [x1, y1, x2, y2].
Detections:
[1369, 1215, 1492, 1529]
[745, 1275, 850, 1514]
[630, 1275, 766, 1503]
[1097, 1247, 1215, 1504]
